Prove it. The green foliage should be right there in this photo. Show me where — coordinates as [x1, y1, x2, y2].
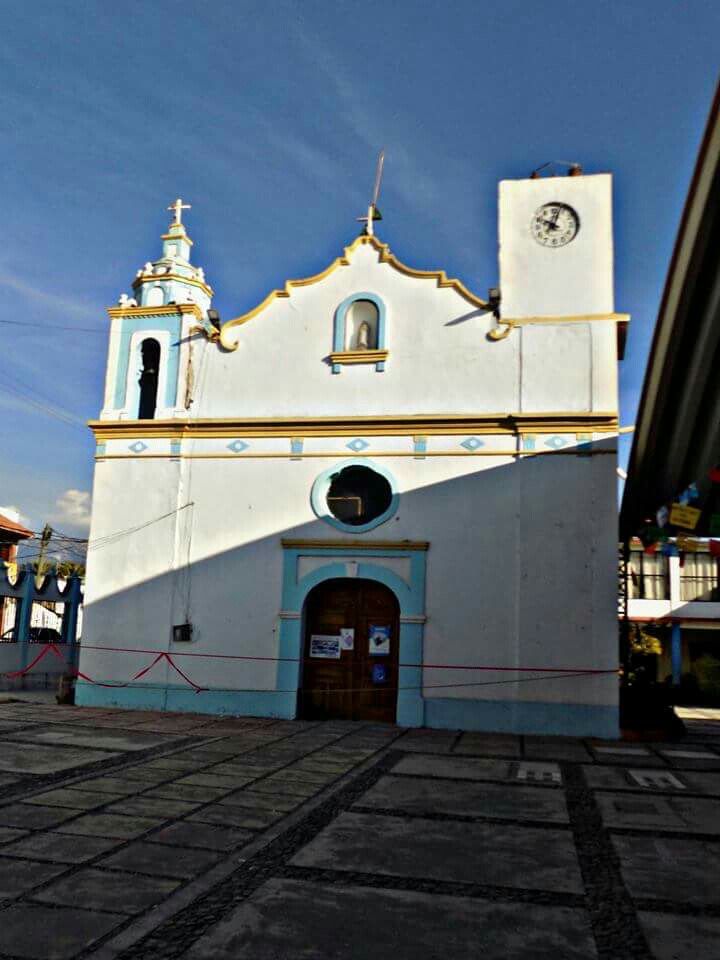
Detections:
[629, 624, 662, 657]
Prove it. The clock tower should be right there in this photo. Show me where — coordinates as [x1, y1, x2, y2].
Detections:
[498, 172, 614, 321]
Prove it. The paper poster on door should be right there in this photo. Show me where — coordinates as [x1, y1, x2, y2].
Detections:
[310, 635, 341, 659]
[369, 625, 391, 656]
[372, 663, 388, 684]
[339, 628, 354, 651]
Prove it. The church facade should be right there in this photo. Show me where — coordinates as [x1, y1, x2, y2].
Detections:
[78, 174, 625, 737]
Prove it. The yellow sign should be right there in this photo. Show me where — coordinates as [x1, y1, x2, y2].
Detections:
[676, 536, 701, 553]
[669, 503, 701, 530]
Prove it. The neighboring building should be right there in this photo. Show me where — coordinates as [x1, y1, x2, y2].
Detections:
[79, 173, 625, 736]
[621, 85, 720, 702]
[0, 509, 32, 637]
[626, 541, 720, 699]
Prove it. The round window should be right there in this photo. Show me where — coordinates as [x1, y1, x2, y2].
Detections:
[326, 465, 393, 526]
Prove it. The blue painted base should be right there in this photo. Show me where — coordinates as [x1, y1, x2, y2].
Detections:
[424, 697, 619, 739]
[76, 683, 618, 737]
[75, 682, 297, 719]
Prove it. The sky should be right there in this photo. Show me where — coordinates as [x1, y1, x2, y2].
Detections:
[0, 0, 717, 542]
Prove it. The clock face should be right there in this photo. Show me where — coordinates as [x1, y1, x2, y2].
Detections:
[531, 202, 580, 247]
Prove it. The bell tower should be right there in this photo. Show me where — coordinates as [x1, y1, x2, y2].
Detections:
[99, 200, 214, 421]
[498, 170, 614, 320]
[496, 169, 624, 413]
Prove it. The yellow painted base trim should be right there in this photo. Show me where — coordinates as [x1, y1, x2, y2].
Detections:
[89, 412, 619, 440]
[131, 274, 214, 297]
[329, 349, 389, 365]
[282, 538, 429, 551]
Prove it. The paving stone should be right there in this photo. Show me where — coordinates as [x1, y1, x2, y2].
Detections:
[143, 783, 231, 803]
[393, 754, 510, 782]
[1, 831, 121, 863]
[0, 902, 125, 959]
[265, 768, 332, 785]
[24, 788, 120, 810]
[612, 834, 720, 905]
[218, 791, 302, 813]
[146, 820, 254, 850]
[293, 811, 582, 892]
[67, 776, 146, 796]
[659, 748, 719, 760]
[0, 741, 118, 775]
[32, 866, 181, 914]
[141, 757, 204, 771]
[5, 724, 172, 752]
[0, 857, 67, 899]
[118, 767, 174, 783]
[186, 806, 283, 830]
[453, 733, 521, 757]
[54, 813, 163, 840]
[523, 737, 593, 762]
[596, 792, 720, 833]
[249, 778, 317, 798]
[0, 825, 29, 845]
[591, 745, 664, 766]
[626, 769, 687, 790]
[97, 840, 223, 878]
[0, 805, 80, 830]
[293, 760, 354, 775]
[175, 773, 255, 789]
[183, 879, 596, 959]
[358, 775, 569, 823]
[104, 796, 202, 819]
[681, 771, 720, 795]
[638, 911, 720, 960]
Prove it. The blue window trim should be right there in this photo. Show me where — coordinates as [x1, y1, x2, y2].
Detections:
[310, 458, 399, 533]
[332, 292, 387, 373]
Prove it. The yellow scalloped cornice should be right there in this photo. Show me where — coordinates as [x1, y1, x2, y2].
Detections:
[107, 303, 204, 320]
[218, 234, 488, 351]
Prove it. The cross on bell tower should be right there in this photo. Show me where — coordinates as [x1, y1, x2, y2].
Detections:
[167, 198, 191, 227]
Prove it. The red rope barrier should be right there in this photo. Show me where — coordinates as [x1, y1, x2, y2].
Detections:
[76, 643, 614, 675]
[1, 641, 617, 694]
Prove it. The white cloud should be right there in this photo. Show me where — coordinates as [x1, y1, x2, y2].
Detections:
[52, 489, 92, 530]
[0, 269, 99, 319]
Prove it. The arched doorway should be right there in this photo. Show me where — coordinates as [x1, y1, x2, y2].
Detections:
[300, 578, 400, 723]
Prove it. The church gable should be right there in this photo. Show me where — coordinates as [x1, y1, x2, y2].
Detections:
[198, 235, 510, 418]
[218, 235, 488, 351]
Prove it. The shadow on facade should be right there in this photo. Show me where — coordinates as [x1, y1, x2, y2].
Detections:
[76, 438, 619, 732]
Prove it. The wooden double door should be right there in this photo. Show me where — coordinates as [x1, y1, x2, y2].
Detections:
[300, 578, 400, 723]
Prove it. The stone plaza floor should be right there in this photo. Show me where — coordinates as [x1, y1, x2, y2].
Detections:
[0, 701, 718, 959]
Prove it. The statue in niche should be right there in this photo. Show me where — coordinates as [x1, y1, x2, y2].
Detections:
[354, 321, 372, 351]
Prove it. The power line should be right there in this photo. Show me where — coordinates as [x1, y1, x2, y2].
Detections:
[0, 319, 106, 334]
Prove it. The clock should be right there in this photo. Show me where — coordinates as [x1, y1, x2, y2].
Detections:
[531, 202, 579, 247]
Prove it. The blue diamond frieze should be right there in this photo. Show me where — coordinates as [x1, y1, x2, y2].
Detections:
[129, 441, 148, 453]
[227, 439, 249, 453]
[460, 436, 484, 451]
[544, 436, 568, 449]
[347, 438, 369, 452]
